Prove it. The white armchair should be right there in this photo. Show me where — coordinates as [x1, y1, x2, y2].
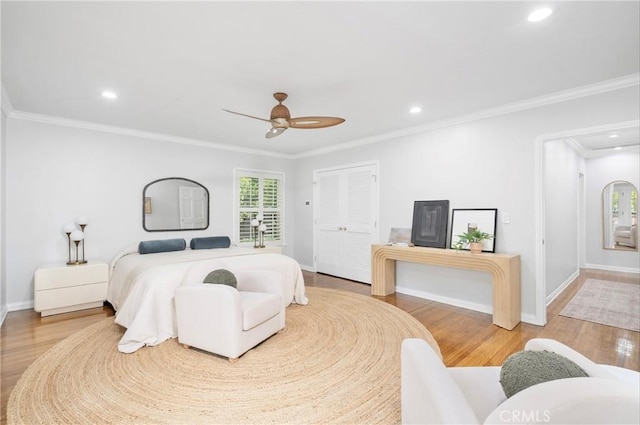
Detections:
[614, 225, 637, 248]
[401, 338, 640, 424]
[175, 270, 284, 362]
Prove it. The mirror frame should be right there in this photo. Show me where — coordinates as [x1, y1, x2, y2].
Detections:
[602, 180, 638, 251]
[142, 177, 210, 232]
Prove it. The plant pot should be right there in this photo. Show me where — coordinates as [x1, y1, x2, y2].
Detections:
[469, 242, 483, 254]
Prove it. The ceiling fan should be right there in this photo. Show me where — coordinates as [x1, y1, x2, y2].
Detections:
[223, 92, 345, 139]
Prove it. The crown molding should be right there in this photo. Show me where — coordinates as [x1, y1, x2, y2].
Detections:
[4, 74, 638, 160]
[538, 120, 640, 159]
[294, 73, 640, 158]
[585, 144, 640, 158]
[564, 138, 589, 157]
[1, 84, 15, 116]
[536, 119, 640, 141]
[7, 110, 294, 159]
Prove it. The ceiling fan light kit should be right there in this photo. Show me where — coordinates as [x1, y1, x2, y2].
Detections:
[224, 92, 345, 139]
[266, 127, 286, 139]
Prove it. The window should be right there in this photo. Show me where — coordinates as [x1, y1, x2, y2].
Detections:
[235, 169, 284, 245]
[612, 187, 638, 226]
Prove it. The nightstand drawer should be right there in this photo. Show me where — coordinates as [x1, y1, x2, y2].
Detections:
[35, 263, 108, 291]
[34, 281, 108, 312]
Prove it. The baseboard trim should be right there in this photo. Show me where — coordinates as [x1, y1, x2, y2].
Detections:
[8, 300, 34, 312]
[546, 270, 580, 306]
[585, 263, 640, 274]
[299, 264, 316, 273]
[396, 285, 492, 313]
[0, 305, 8, 327]
[396, 286, 538, 325]
[521, 313, 541, 326]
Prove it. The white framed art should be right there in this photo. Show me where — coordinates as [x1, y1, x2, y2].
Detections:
[450, 208, 498, 252]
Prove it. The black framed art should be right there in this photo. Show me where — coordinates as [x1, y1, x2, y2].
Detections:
[450, 208, 498, 252]
[410, 200, 449, 248]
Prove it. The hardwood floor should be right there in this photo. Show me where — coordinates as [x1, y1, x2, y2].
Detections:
[1, 306, 115, 423]
[1, 268, 638, 423]
[305, 268, 639, 370]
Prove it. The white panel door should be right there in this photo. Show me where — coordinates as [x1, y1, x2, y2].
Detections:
[179, 186, 207, 229]
[314, 163, 378, 284]
[315, 172, 341, 277]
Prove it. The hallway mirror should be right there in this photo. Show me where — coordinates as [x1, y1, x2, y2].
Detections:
[143, 177, 209, 232]
[602, 180, 637, 251]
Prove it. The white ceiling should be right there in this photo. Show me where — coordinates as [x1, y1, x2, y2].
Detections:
[2, 1, 639, 156]
[572, 126, 640, 156]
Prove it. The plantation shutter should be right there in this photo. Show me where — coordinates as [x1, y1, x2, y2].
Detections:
[238, 176, 260, 242]
[236, 170, 284, 245]
[262, 178, 282, 241]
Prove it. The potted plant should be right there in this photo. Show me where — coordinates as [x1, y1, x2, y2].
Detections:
[452, 229, 494, 253]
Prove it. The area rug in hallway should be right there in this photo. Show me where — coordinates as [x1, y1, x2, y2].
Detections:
[559, 279, 640, 332]
[8, 287, 439, 424]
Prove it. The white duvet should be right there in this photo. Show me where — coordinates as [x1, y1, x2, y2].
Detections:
[107, 247, 308, 353]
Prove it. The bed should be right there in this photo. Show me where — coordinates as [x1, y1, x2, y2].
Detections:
[107, 245, 308, 353]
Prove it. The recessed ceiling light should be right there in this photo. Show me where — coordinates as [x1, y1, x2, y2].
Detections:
[409, 106, 422, 114]
[614, 146, 622, 150]
[102, 91, 118, 99]
[609, 134, 619, 138]
[528, 8, 553, 23]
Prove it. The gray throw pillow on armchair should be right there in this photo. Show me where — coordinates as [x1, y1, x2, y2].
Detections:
[499, 350, 589, 398]
[203, 269, 238, 288]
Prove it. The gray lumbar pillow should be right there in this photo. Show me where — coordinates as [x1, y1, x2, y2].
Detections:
[203, 269, 237, 288]
[138, 238, 186, 255]
[499, 350, 589, 398]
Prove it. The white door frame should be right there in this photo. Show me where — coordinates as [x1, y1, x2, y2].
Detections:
[578, 172, 586, 269]
[312, 160, 380, 273]
[534, 119, 639, 326]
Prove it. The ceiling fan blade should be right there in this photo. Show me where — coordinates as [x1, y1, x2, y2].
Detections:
[265, 127, 287, 139]
[289, 116, 345, 129]
[222, 109, 271, 123]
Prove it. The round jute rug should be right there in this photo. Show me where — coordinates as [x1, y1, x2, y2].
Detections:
[8, 287, 440, 425]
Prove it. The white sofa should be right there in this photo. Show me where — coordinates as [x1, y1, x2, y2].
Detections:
[401, 338, 640, 424]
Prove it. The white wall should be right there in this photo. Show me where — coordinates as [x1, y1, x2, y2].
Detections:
[544, 140, 585, 298]
[585, 152, 640, 272]
[3, 84, 639, 320]
[5, 118, 295, 310]
[0, 2, 6, 324]
[292, 86, 640, 322]
[1, 108, 6, 323]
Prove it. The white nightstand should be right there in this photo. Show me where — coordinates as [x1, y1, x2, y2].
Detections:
[34, 261, 108, 316]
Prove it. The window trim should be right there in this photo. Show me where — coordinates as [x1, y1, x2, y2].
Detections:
[233, 168, 285, 246]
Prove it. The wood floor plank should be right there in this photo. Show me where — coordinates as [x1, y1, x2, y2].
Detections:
[1, 269, 638, 424]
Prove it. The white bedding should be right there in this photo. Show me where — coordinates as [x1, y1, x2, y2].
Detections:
[108, 247, 308, 353]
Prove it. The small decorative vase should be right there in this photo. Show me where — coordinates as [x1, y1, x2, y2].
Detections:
[469, 242, 483, 254]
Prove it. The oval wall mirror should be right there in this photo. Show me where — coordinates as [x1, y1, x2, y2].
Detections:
[602, 180, 637, 251]
[143, 177, 209, 232]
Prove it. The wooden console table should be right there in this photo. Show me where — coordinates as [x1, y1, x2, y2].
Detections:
[371, 244, 521, 330]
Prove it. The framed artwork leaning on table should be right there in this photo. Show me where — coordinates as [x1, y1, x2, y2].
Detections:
[450, 208, 498, 253]
[410, 200, 449, 249]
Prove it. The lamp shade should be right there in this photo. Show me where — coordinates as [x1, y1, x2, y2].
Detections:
[70, 230, 85, 241]
[258, 224, 267, 232]
[250, 219, 259, 227]
[76, 216, 89, 226]
[62, 222, 77, 233]
[256, 213, 264, 221]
